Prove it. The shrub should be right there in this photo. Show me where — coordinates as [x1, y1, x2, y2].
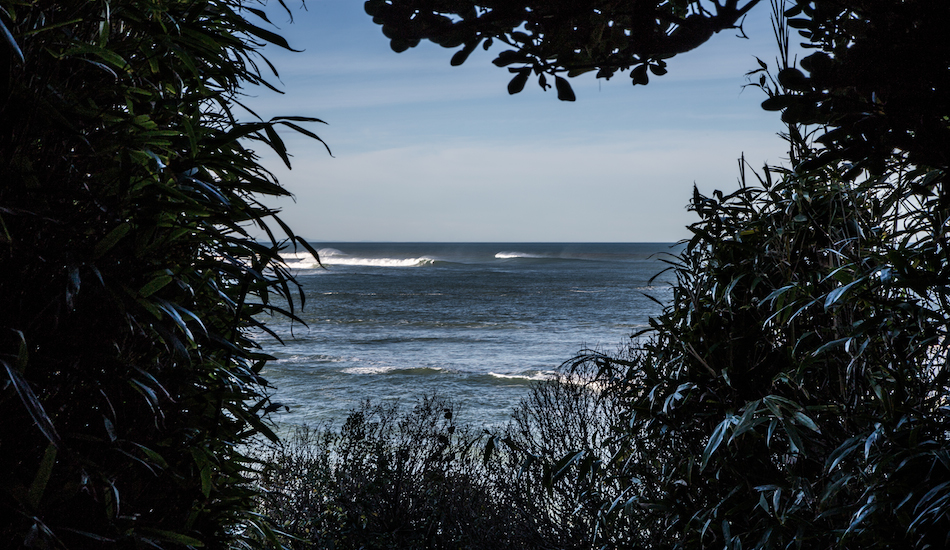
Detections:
[254, 374, 630, 550]
[0, 0, 324, 546]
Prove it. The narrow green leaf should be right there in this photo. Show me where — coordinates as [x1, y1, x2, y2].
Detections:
[0, 14, 24, 63]
[241, 21, 300, 52]
[2, 359, 61, 446]
[792, 410, 821, 433]
[264, 124, 290, 169]
[702, 417, 733, 470]
[138, 275, 173, 298]
[824, 279, 862, 310]
[94, 223, 131, 259]
[28, 444, 58, 510]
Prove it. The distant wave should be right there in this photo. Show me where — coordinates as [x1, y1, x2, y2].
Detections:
[495, 251, 547, 259]
[280, 248, 436, 268]
[342, 366, 449, 376]
[486, 370, 557, 383]
[278, 354, 347, 364]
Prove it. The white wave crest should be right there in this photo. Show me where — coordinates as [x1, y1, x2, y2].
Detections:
[280, 251, 322, 269]
[280, 248, 435, 268]
[343, 366, 447, 375]
[495, 251, 546, 259]
[328, 256, 435, 267]
[487, 370, 557, 381]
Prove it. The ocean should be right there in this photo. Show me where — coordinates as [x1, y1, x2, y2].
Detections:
[255, 242, 677, 428]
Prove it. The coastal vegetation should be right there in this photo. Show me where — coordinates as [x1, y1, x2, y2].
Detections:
[0, 0, 325, 546]
[365, 0, 950, 548]
[3, 0, 950, 548]
[254, 377, 617, 549]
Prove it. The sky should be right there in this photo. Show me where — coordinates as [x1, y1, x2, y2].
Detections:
[244, 0, 794, 242]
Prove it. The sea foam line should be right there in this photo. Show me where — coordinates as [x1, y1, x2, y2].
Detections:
[495, 251, 546, 259]
[280, 249, 435, 268]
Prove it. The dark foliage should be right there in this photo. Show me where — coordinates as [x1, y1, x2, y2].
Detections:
[565, 3, 950, 548]
[0, 0, 326, 547]
[255, 376, 628, 550]
[368, 0, 950, 548]
[364, 0, 761, 100]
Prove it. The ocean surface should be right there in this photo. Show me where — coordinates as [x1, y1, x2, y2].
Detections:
[255, 242, 678, 429]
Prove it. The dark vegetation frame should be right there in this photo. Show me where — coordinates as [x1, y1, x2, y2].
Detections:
[0, 0, 327, 546]
[4, 0, 949, 547]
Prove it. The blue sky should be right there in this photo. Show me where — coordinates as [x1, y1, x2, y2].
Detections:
[245, 0, 793, 242]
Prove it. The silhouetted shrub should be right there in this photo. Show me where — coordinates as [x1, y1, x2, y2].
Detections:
[254, 372, 627, 550]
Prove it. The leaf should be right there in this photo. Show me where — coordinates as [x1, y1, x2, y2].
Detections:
[274, 119, 333, 156]
[62, 43, 128, 69]
[554, 76, 575, 101]
[0, 14, 24, 63]
[482, 434, 496, 466]
[28, 444, 58, 510]
[761, 95, 793, 111]
[450, 40, 478, 66]
[824, 279, 863, 310]
[701, 417, 734, 470]
[792, 411, 821, 433]
[507, 69, 530, 95]
[493, 50, 525, 67]
[631, 64, 649, 85]
[241, 21, 300, 52]
[66, 266, 81, 309]
[2, 358, 61, 447]
[93, 223, 131, 259]
[264, 124, 290, 169]
[784, 423, 804, 454]
[138, 274, 173, 298]
[549, 450, 586, 485]
[778, 67, 810, 92]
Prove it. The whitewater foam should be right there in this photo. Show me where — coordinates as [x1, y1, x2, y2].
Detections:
[343, 365, 448, 376]
[280, 248, 436, 268]
[487, 370, 557, 382]
[495, 251, 547, 259]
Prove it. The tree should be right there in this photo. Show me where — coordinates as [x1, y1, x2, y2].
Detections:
[0, 0, 325, 546]
[371, 0, 950, 548]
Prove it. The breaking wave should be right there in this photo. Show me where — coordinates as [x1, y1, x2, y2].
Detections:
[281, 248, 436, 269]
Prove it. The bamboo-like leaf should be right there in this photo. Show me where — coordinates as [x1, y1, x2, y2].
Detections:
[2, 359, 61, 447]
[0, 14, 24, 63]
[824, 279, 863, 310]
[93, 223, 131, 259]
[701, 417, 733, 470]
[27, 444, 58, 510]
[138, 274, 173, 298]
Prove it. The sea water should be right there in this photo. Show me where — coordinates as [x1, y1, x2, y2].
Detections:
[254, 242, 677, 428]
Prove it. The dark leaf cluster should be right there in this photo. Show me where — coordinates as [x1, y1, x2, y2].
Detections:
[364, 0, 761, 100]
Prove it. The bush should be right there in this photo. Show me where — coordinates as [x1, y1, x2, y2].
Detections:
[0, 0, 324, 546]
[254, 372, 631, 550]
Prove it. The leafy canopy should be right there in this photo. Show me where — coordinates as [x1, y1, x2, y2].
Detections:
[365, 0, 761, 99]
